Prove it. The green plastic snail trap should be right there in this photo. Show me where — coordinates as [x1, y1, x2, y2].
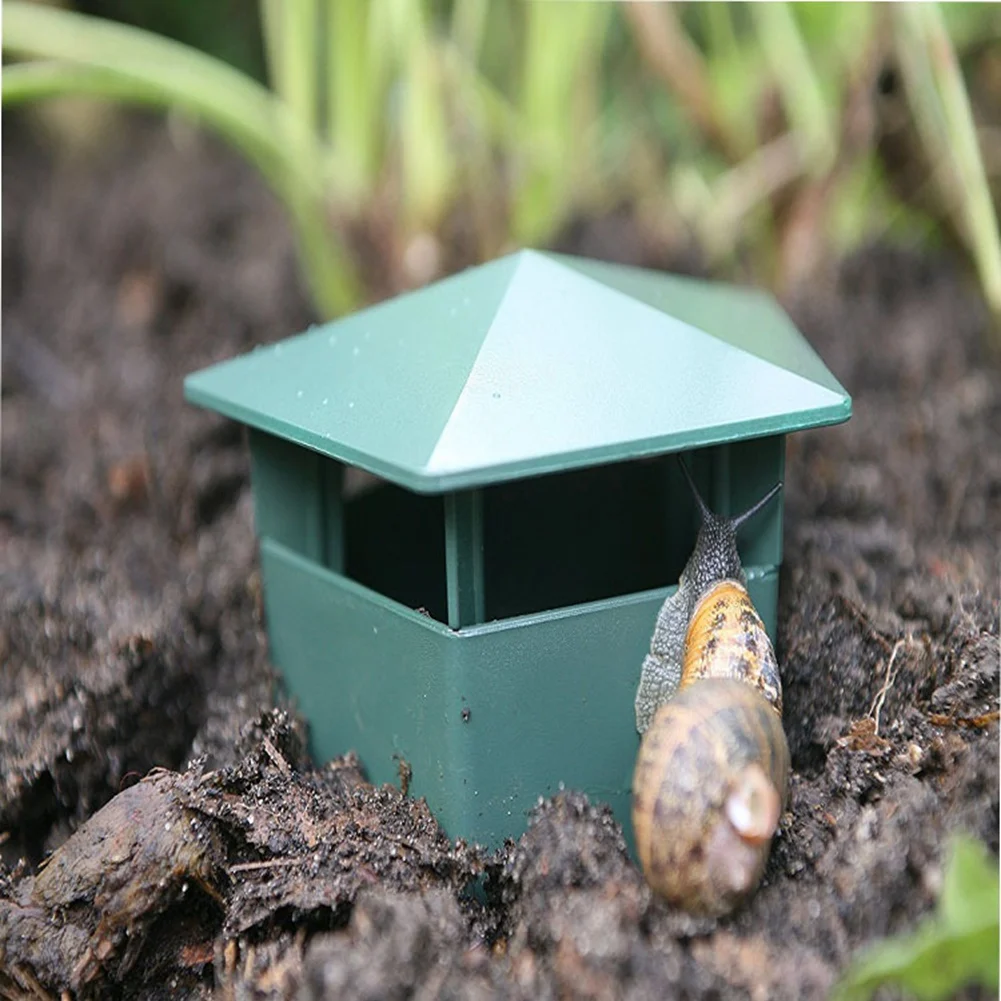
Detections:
[184, 250, 851, 850]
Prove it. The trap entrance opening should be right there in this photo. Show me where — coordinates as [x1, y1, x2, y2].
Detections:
[342, 456, 707, 625]
[344, 484, 449, 622]
[481, 458, 694, 620]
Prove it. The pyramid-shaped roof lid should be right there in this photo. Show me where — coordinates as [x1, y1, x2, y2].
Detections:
[185, 250, 851, 493]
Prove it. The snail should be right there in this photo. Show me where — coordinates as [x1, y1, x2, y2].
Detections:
[631, 461, 790, 917]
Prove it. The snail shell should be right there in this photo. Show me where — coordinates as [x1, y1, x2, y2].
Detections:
[632, 465, 789, 916]
[632, 677, 789, 917]
[681, 579, 783, 716]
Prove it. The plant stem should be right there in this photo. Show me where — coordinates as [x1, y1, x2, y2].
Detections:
[916, 3, 1001, 328]
[395, 1, 454, 234]
[450, 0, 489, 63]
[326, 0, 382, 201]
[260, 0, 320, 134]
[624, 1, 742, 163]
[751, 2, 837, 176]
[514, 0, 610, 245]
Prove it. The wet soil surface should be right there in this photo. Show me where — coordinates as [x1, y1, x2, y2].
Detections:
[2, 119, 998, 1000]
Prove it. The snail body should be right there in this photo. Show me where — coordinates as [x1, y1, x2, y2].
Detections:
[632, 464, 789, 917]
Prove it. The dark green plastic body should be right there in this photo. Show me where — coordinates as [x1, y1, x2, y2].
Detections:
[249, 429, 785, 849]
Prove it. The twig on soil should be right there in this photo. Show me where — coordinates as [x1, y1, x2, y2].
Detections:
[260, 734, 292, 776]
[941, 459, 973, 541]
[228, 857, 309, 874]
[870, 638, 907, 735]
[224, 937, 238, 975]
[927, 711, 1001, 729]
[253, 734, 323, 851]
[870, 636, 928, 735]
[5, 964, 56, 1001]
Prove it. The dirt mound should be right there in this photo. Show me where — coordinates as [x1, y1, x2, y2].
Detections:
[1, 118, 997, 1000]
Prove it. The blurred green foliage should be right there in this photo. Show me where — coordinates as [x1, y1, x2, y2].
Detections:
[831, 834, 1000, 1001]
[3, 0, 999, 330]
[76, 0, 267, 79]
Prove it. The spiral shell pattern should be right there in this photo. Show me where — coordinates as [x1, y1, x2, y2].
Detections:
[632, 677, 789, 916]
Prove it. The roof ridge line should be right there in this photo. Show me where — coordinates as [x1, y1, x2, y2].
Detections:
[417, 253, 532, 475]
[544, 255, 808, 379]
[548, 255, 849, 397]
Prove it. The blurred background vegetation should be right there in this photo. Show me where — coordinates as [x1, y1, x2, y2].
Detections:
[3, 0, 1000, 335]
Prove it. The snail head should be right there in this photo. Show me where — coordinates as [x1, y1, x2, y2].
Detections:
[678, 458, 782, 598]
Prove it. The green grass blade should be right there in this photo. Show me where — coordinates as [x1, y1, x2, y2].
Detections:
[907, 2, 1001, 328]
[2, 1, 360, 318]
[751, 2, 837, 176]
[626, 1, 743, 162]
[259, 0, 320, 133]
[513, 0, 611, 245]
[440, 43, 522, 148]
[391, 1, 455, 234]
[258, 0, 284, 99]
[450, 0, 489, 62]
[3, 60, 166, 107]
[4, 2, 309, 178]
[438, 40, 521, 259]
[326, 0, 385, 201]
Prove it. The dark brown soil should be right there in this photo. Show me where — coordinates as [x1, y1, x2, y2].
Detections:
[2, 117, 998, 1001]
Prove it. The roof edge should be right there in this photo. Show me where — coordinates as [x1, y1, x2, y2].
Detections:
[186, 375, 851, 495]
